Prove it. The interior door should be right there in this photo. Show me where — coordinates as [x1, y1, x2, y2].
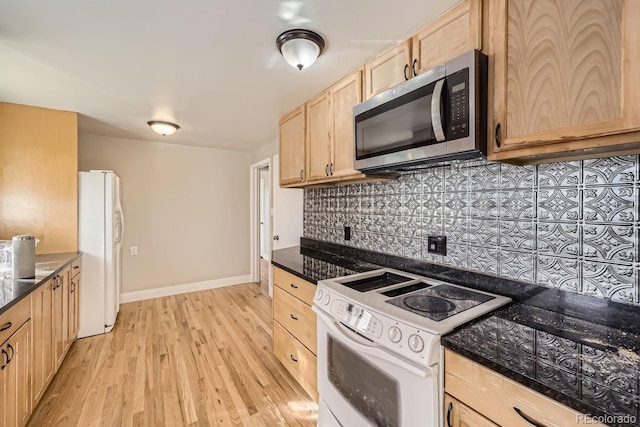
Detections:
[272, 155, 303, 251]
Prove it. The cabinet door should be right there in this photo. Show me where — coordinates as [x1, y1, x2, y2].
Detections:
[279, 106, 306, 186]
[31, 279, 54, 407]
[331, 70, 365, 180]
[53, 274, 65, 370]
[62, 269, 72, 355]
[444, 394, 498, 427]
[72, 273, 80, 338]
[363, 39, 412, 99]
[413, 0, 482, 74]
[488, 0, 640, 160]
[305, 91, 332, 183]
[1, 320, 32, 427]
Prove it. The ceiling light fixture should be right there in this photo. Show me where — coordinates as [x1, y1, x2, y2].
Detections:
[147, 120, 180, 136]
[276, 29, 325, 71]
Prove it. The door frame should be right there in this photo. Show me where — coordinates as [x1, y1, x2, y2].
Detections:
[249, 157, 272, 295]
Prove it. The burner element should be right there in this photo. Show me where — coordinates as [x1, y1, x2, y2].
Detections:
[404, 295, 455, 313]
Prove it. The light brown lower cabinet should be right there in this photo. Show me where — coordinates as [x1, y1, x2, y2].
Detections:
[444, 350, 606, 427]
[53, 267, 70, 370]
[272, 266, 318, 401]
[1, 319, 32, 427]
[31, 279, 54, 408]
[444, 394, 498, 427]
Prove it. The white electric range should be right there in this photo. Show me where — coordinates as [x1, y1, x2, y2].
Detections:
[313, 268, 511, 427]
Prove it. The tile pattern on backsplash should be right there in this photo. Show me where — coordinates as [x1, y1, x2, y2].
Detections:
[303, 156, 640, 306]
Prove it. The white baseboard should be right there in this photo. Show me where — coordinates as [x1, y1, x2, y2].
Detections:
[120, 274, 253, 303]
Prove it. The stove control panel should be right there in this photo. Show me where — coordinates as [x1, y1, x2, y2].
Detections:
[331, 299, 383, 339]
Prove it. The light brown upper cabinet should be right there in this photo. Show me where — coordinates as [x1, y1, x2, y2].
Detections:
[413, 0, 482, 74]
[364, 0, 482, 100]
[487, 0, 640, 163]
[279, 106, 306, 187]
[330, 70, 365, 180]
[305, 91, 332, 183]
[364, 40, 412, 100]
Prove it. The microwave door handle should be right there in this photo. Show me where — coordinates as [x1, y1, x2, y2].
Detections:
[431, 79, 446, 142]
[314, 307, 431, 378]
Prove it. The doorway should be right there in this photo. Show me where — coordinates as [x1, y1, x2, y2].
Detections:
[250, 158, 272, 296]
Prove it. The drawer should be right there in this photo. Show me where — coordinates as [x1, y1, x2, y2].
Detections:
[444, 393, 498, 427]
[273, 286, 317, 354]
[445, 350, 607, 427]
[0, 295, 31, 346]
[273, 321, 318, 401]
[273, 267, 316, 305]
[71, 257, 82, 278]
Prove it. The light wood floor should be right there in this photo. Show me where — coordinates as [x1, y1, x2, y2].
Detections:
[29, 283, 318, 426]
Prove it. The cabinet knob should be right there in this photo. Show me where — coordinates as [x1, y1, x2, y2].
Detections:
[300, 169, 304, 181]
[403, 63, 409, 81]
[1, 348, 7, 370]
[495, 123, 502, 148]
[446, 402, 453, 427]
[412, 59, 418, 77]
[325, 164, 329, 176]
[290, 354, 298, 363]
[273, 235, 279, 241]
[290, 314, 298, 321]
[330, 163, 334, 175]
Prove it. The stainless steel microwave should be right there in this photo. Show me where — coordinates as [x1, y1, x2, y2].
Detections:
[353, 50, 487, 173]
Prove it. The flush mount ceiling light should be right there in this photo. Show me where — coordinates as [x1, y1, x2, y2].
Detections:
[147, 120, 180, 136]
[276, 29, 325, 71]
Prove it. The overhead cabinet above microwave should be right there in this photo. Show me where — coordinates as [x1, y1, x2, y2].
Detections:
[354, 50, 487, 173]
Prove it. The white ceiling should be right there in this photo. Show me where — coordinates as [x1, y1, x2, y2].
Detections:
[0, 0, 459, 152]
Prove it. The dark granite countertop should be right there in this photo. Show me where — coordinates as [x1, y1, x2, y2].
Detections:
[272, 239, 640, 425]
[0, 252, 81, 315]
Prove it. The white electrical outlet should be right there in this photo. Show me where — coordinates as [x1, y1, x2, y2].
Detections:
[130, 246, 138, 256]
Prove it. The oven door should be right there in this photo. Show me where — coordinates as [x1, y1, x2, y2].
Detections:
[315, 308, 440, 427]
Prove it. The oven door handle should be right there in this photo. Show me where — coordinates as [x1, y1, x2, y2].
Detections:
[314, 307, 432, 378]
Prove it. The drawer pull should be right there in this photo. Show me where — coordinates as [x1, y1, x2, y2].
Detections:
[290, 314, 298, 320]
[290, 354, 298, 363]
[446, 402, 452, 427]
[514, 407, 546, 427]
[290, 283, 298, 289]
[0, 322, 11, 332]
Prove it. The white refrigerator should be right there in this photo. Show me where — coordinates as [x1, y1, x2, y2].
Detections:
[78, 171, 124, 338]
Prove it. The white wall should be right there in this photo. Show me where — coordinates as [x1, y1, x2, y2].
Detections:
[252, 138, 278, 163]
[79, 135, 252, 295]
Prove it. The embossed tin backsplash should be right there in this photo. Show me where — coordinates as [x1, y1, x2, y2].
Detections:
[303, 156, 640, 306]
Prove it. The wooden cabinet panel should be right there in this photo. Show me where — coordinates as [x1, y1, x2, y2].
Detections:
[1, 319, 32, 427]
[273, 267, 316, 305]
[413, 0, 482, 74]
[488, 0, 640, 163]
[305, 91, 332, 183]
[0, 297, 30, 347]
[445, 350, 607, 427]
[364, 39, 412, 99]
[31, 280, 54, 408]
[68, 274, 79, 343]
[444, 394, 498, 427]
[279, 106, 306, 186]
[273, 287, 317, 354]
[53, 268, 70, 370]
[331, 70, 365, 180]
[0, 102, 77, 255]
[273, 322, 318, 401]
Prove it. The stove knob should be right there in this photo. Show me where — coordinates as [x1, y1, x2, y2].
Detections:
[316, 289, 323, 300]
[388, 326, 402, 343]
[323, 294, 330, 305]
[408, 334, 424, 353]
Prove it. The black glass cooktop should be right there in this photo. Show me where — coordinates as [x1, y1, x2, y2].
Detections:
[338, 272, 414, 292]
[386, 284, 494, 321]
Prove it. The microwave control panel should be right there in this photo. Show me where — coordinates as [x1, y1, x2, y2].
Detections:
[446, 67, 469, 140]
